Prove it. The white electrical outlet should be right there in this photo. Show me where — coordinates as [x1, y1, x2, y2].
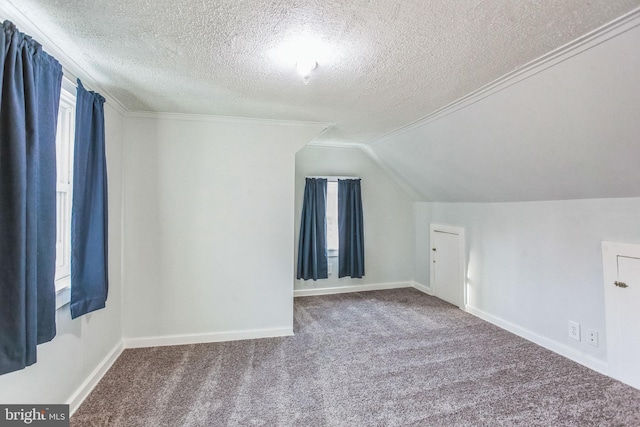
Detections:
[587, 329, 599, 347]
[568, 321, 581, 341]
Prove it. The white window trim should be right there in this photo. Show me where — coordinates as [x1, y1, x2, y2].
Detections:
[55, 78, 76, 309]
[326, 180, 339, 257]
[55, 277, 71, 310]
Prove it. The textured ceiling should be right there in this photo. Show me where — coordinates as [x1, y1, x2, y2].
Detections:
[5, 0, 640, 146]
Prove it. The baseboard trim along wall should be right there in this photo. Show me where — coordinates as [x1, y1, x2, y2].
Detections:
[293, 281, 412, 297]
[411, 281, 608, 376]
[411, 281, 432, 295]
[65, 284, 609, 416]
[67, 341, 124, 416]
[465, 305, 608, 376]
[123, 327, 294, 349]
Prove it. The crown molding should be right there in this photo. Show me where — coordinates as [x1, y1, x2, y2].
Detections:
[1, 1, 129, 115]
[127, 110, 333, 129]
[306, 140, 364, 150]
[368, 6, 640, 147]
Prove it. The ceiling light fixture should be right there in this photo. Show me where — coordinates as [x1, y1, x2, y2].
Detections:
[269, 34, 331, 85]
[296, 59, 317, 84]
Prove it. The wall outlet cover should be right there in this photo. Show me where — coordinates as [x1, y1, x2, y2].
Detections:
[568, 320, 581, 341]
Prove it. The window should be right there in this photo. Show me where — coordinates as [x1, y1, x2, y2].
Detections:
[297, 176, 363, 280]
[326, 180, 339, 257]
[55, 83, 75, 300]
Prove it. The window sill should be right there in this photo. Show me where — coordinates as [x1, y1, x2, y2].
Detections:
[55, 276, 71, 309]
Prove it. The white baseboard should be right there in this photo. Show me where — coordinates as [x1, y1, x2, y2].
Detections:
[465, 305, 608, 376]
[123, 327, 293, 349]
[411, 281, 432, 295]
[67, 340, 124, 416]
[294, 281, 412, 297]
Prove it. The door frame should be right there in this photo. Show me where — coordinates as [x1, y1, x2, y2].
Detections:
[602, 240, 640, 385]
[430, 224, 466, 310]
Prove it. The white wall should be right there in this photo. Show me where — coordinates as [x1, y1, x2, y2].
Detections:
[413, 202, 433, 287]
[378, 14, 640, 374]
[122, 115, 328, 341]
[294, 145, 415, 291]
[415, 198, 640, 368]
[372, 17, 640, 202]
[0, 103, 125, 404]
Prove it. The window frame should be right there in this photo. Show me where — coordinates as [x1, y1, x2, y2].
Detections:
[55, 79, 76, 309]
[326, 180, 339, 257]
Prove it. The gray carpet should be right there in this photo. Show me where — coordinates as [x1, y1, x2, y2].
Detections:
[72, 288, 640, 426]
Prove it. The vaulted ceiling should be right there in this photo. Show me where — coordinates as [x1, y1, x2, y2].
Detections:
[4, 0, 640, 201]
[5, 1, 640, 143]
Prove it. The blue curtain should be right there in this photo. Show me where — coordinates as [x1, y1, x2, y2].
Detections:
[70, 80, 108, 319]
[297, 178, 328, 281]
[0, 21, 62, 375]
[338, 179, 364, 278]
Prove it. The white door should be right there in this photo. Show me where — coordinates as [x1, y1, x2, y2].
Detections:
[602, 242, 640, 390]
[431, 228, 462, 308]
